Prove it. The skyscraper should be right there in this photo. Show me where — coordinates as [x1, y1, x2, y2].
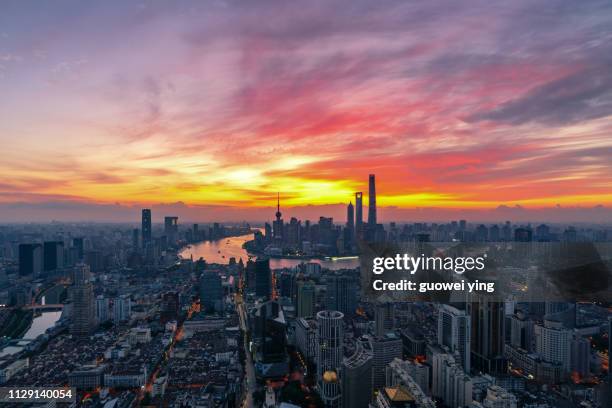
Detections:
[346, 202, 354, 230]
[255, 257, 272, 300]
[371, 332, 403, 392]
[355, 192, 363, 239]
[367, 174, 377, 229]
[375, 302, 395, 337]
[72, 237, 84, 261]
[70, 263, 95, 337]
[252, 301, 289, 379]
[141, 209, 152, 247]
[200, 271, 223, 312]
[346, 201, 355, 249]
[164, 216, 178, 245]
[509, 310, 533, 352]
[468, 294, 506, 374]
[325, 273, 357, 316]
[131, 228, 139, 250]
[43, 241, 64, 271]
[297, 280, 316, 318]
[342, 336, 372, 408]
[113, 295, 131, 323]
[570, 334, 590, 378]
[18, 243, 43, 276]
[316, 310, 344, 408]
[438, 304, 471, 373]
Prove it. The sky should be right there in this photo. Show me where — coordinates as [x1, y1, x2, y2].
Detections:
[1, 0, 611, 222]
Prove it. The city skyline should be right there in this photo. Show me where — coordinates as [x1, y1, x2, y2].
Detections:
[1, 1, 612, 223]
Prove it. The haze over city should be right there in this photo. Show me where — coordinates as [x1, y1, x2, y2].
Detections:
[1, 0, 612, 222]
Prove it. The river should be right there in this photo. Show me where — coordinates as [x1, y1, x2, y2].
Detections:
[179, 232, 359, 270]
[0, 310, 62, 357]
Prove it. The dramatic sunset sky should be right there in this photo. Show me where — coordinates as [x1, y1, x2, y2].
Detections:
[1, 1, 611, 222]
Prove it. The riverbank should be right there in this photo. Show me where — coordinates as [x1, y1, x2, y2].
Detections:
[242, 239, 361, 261]
[0, 309, 34, 339]
[180, 232, 360, 270]
[242, 240, 320, 260]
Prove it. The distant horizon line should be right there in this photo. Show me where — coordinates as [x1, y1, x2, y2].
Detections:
[1, 200, 610, 224]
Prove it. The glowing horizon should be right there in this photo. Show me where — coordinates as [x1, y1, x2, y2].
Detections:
[1, 1, 612, 218]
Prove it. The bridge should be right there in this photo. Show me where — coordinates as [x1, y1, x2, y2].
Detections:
[24, 304, 64, 311]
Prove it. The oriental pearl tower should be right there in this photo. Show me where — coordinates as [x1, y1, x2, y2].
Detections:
[273, 192, 283, 242]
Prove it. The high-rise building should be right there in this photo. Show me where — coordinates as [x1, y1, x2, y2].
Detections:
[342, 336, 372, 408]
[431, 350, 472, 408]
[95, 295, 110, 323]
[295, 317, 317, 365]
[317, 310, 344, 408]
[160, 291, 180, 323]
[468, 294, 506, 374]
[345, 202, 355, 249]
[534, 319, 572, 373]
[325, 273, 357, 316]
[509, 310, 533, 352]
[18, 243, 43, 276]
[355, 192, 363, 240]
[113, 295, 131, 323]
[570, 334, 590, 378]
[192, 223, 199, 241]
[255, 257, 272, 300]
[438, 304, 471, 373]
[164, 216, 178, 245]
[252, 301, 289, 379]
[72, 262, 91, 284]
[514, 227, 533, 242]
[296, 281, 316, 318]
[346, 202, 354, 230]
[367, 174, 377, 231]
[375, 302, 395, 337]
[72, 237, 84, 260]
[489, 224, 500, 241]
[279, 271, 293, 298]
[132, 228, 139, 249]
[70, 263, 95, 337]
[371, 332, 403, 392]
[141, 209, 152, 247]
[43, 241, 64, 271]
[200, 272, 223, 312]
